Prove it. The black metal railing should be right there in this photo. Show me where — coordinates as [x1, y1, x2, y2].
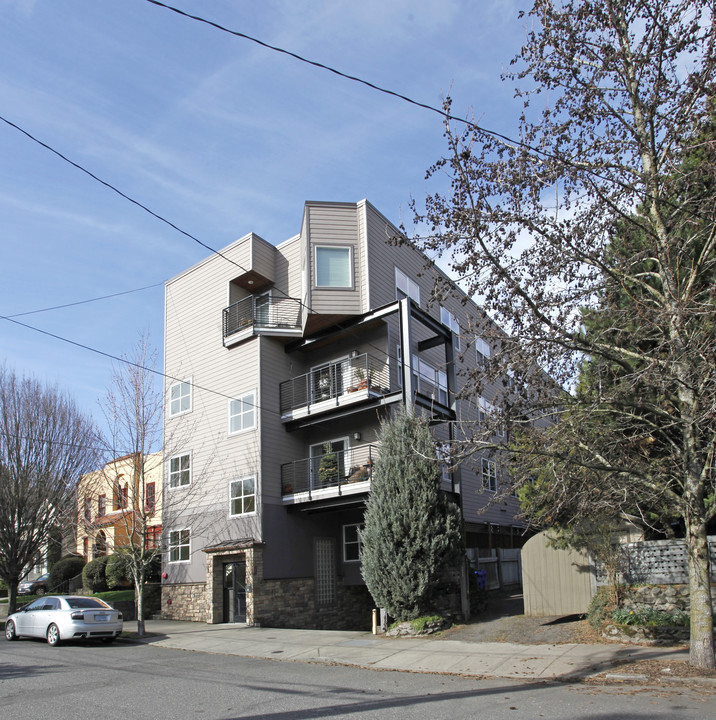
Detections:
[281, 443, 378, 497]
[279, 353, 390, 414]
[223, 295, 302, 339]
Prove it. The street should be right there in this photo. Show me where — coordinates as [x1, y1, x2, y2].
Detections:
[1, 637, 713, 719]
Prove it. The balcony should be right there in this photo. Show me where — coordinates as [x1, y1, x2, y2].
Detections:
[223, 294, 302, 345]
[279, 353, 393, 422]
[281, 443, 378, 504]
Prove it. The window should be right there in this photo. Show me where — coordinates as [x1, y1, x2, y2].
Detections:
[315, 537, 336, 605]
[169, 453, 191, 489]
[83, 496, 91, 522]
[440, 306, 461, 351]
[145, 482, 156, 513]
[116, 482, 128, 510]
[145, 525, 161, 550]
[95, 530, 107, 557]
[230, 476, 256, 516]
[315, 246, 352, 288]
[229, 392, 256, 435]
[395, 267, 420, 303]
[481, 458, 497, 492]
[343, 524, 363, 562]
[475, 337, 491, 364]
[169, 379, 192, 416]
[82, 537, 89, 559]
[97, 494, 106, 517]
[169, 529, 190, 563]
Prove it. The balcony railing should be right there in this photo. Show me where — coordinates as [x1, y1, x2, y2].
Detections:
[279, 353, 390, 415]
[223, 295, 302, 340]
[281, 443, 378, 497]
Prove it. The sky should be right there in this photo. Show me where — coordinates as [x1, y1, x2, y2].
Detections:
[0, 0, 531, 434]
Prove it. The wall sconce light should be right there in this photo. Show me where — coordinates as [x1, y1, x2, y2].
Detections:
[350, 350, 359, 358]
[353, 432, 361, 442]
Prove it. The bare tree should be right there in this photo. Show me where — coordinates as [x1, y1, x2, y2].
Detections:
[414, 0, 716, 667]
[92, 337, 164, 637]
[0, 365, 96, 613]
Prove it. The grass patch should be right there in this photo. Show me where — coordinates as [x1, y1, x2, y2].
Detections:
[94, 590, 134, 603]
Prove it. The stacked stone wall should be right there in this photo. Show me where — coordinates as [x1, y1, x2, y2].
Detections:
[621, 584, 692, 614]
[253, 577, 374, 630]
[161, 583, 208, 622]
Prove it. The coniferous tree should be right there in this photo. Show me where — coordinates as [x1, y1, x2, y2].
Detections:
[360, 409, 463, 621]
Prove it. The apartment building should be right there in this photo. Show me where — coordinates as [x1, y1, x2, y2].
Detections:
[161, 199, 525, 629]
[77, 452, 163, 561]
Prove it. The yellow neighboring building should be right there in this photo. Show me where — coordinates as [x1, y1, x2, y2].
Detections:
[76, 452, 163, 561]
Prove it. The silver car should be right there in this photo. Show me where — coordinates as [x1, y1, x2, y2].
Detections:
[4, 595, 123, 646]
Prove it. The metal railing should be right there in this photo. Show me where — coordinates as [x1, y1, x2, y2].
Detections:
[223, 295, 302, 339]
[279, 353, 390, 414]
[281, 443, 378, 497]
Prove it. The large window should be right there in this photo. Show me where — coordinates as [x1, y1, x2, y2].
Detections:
[315, 246, 352, 288]
[97, 494, 106, 517]
[169, 529, 190, 563]
[395, 267, 420, 304]
[481, 458, 497, 492]
[169, 453, 191, 489]
[145, 482, 156, 513]
[83, 496, 91, 523]
[169, 379, 192, 416]
[229, 392, 256, 435]
[230, 476, 256, 516]
[440, 306, 461, 351]
[343, 524, 363, 563]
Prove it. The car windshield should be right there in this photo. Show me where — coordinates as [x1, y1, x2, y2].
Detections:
[65, 598, 111, 609]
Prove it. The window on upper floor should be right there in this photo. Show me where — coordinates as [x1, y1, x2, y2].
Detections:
[475, 337, 491, 365]
[145, 482, 156, 513]
[97, 494, 106, 517]
[169, 453, 191, 489]
[395, 267, 420, 304]
[481, 457, 497, 492]
[343, 523, 363, 563]
[440, 307, 461, 351]
[168, 529, 190, 563]
[83, 496, 91, 523]
[230, 476, 256, 516]
[315, 246, 352, 288]
[169, 379, 192, 416]
[228, 391, 256, 435]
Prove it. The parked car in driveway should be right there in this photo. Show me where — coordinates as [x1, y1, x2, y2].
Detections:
[17, 573, 50, 596]
[4, 596, 123, 646]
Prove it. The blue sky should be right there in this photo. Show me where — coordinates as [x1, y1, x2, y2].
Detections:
[0, 0, 529, 430]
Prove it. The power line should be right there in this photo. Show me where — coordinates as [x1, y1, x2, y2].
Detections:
[4, 282, 164, 318]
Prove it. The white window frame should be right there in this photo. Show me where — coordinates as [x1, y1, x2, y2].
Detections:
[475, 337, 491, 364]
[395, 267, 420, 304]
[168, 528, 191, 563]
[440, 306, 461, 351]
[315, 245, 353, 288]
[342, 523, 363, 563]
[169, 378, 192, 417]
[481, 458, 497, 492]
[229, 475, 257, 517]
[168, 452, 192, 489]
[228, 391, 257, 436]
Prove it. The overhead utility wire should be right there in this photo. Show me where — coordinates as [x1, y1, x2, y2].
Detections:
[5, 282, 164, 318]
[145, 0, 711, 217]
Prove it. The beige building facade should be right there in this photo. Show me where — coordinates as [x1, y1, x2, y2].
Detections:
[162, 200, 526, 628]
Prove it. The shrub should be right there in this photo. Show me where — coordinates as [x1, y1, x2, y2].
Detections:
[106, 553, 133, 589]
[49, 555, 85, 591]
[83, 556, 111, 593]
[612, 607, 690, 627]
[587, 586, 616, 629]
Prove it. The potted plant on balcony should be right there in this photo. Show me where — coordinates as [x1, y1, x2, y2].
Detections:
[318, 443, 339, 487]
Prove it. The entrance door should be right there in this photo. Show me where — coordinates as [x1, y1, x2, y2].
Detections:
[222, 562, 247, 623]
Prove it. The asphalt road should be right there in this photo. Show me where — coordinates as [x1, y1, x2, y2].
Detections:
[1, 637, 713, 720]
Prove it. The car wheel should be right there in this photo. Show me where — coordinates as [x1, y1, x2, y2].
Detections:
[46, 623, 61, 646]
[36, 587, 46, 596]
[5, 620, 18, 641]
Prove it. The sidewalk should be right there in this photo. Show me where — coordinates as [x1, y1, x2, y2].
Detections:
[126, 619, 694, 682]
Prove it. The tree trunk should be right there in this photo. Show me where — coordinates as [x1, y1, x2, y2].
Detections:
[8, 583, 18, 615]
[687, 521, 715, 669]
[135, 574, 145, 638]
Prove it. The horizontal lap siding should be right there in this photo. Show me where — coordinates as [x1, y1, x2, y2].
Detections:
[306, 203, 363, 315]
[165, 240, 267, 585]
